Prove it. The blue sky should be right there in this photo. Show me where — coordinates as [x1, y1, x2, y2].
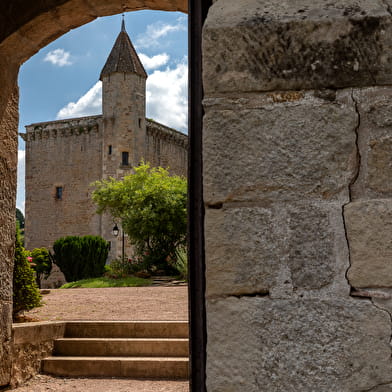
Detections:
[17, 10, 188, 213]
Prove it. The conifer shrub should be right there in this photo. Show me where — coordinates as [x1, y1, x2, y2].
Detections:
[30, 247, 52, 288]
[13, 226, 41, 319]
[51, 235, 109, 282]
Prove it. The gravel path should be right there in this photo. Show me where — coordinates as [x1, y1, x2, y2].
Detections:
[10, 375, 189, 392]
[13, 287, 189, 391]
[26, 286, 188, 321]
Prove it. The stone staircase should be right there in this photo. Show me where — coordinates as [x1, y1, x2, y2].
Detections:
[42, 321, 189, 379]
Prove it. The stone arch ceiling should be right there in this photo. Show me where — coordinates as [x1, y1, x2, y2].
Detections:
[0, 0, 187, 65]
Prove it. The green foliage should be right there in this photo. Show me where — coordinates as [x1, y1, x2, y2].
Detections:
[92, 162, 187, 274]
[30, 248, 52, 288]
[60, 276, 151, 288]
[51, 235, 110, 282]
[174, 247, 188, 281]
[13, 226, 41, 318]
[16, 208, 25, 245]
[16, 208, 25, 229]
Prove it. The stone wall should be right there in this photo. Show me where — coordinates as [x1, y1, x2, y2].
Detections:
[146, 120, 188, 177]
[10, 322, 66, 388]
[0, 88, 18, 386]
[203, 0, 392, 390]
[23, 116, 103, 251]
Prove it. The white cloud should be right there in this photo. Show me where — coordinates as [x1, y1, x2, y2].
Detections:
[56, 81, 102, 119]
[17, 150, 25, 213]
[146, 60, 188, 132]
[44, 48, 73, 67]
[136, 20, 186, 49]
[139, 53, 169, 70]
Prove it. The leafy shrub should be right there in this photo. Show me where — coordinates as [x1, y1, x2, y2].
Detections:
[50, 235, 109, 282]
[13, 226, 41, 319]
[106, 257, 144, 278]
[30, 247, 52, 288]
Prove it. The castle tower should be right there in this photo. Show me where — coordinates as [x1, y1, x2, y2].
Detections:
[99, 19, 148, 260]
[100, 18, 147, 179]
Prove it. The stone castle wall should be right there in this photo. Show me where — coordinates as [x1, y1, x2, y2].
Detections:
[146, 120, 188, 177]
[22, 114, 188, 270]
[22, 115, 103, 251]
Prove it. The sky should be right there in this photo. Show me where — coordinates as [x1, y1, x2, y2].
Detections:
[16, 10, 188, 213]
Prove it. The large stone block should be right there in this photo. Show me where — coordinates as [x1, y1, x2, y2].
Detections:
[207, 297, 392, 392]
[205, 201, 349, 297]
[345, 199, 392, 288]
[203, 0, 392, 94]
[350, 87, 392, 200]
[203, 91, 357, 205]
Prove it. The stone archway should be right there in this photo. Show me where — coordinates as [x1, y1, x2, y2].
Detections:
[0, 1, 208, 389]
[6, 1, 392, 391]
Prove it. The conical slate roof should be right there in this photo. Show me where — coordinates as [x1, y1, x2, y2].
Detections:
[100, 20, 147, 80]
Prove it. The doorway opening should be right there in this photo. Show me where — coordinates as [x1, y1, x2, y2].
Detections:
[16, 9, 192, 390]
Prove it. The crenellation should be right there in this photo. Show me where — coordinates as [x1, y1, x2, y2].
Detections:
[22, 117, 102, 143]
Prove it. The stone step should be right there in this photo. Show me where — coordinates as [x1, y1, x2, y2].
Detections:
[42, 356, 189, 379]
[65, 321, 189, 339]
[54, 338, 189, 357]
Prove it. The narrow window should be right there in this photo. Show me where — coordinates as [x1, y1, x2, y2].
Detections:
[122, 151, 129, 166]
[138, 118, 142, 128]
[55, 186, 63, 200]
[108, 145, 112, 155]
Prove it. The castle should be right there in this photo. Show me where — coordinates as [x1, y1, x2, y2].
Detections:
[21, 19, 188, 271]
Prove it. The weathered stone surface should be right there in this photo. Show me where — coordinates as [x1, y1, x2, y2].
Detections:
[203, 0, 392, 93]
[11, 322, 66, 387]
[345, 199, 392, 288]
[369, 384, 392, 392]
[203, 91, 357, 205]
[350, 87, 392, 200]
[0, 88, 18, 387]
[0, 302, 12, 387]
[12, 321, 66, 345]
[205, 201, 349, 297]
[207, 297, 392, 392]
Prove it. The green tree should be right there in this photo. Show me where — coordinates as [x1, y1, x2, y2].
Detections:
[92, 162, 187, 273]
[30, 247, 52, 288]
[13, 226, 41, 319]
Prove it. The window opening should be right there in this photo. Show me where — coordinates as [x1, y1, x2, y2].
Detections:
[55, 186, 63, 200]
[108, 145, 112, 155]
[122, 151, 129, 166]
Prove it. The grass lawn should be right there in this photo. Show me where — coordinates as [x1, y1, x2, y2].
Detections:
[60, 276, 152, 289]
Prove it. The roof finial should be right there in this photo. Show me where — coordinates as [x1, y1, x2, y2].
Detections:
[121, 14, 126, 32]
